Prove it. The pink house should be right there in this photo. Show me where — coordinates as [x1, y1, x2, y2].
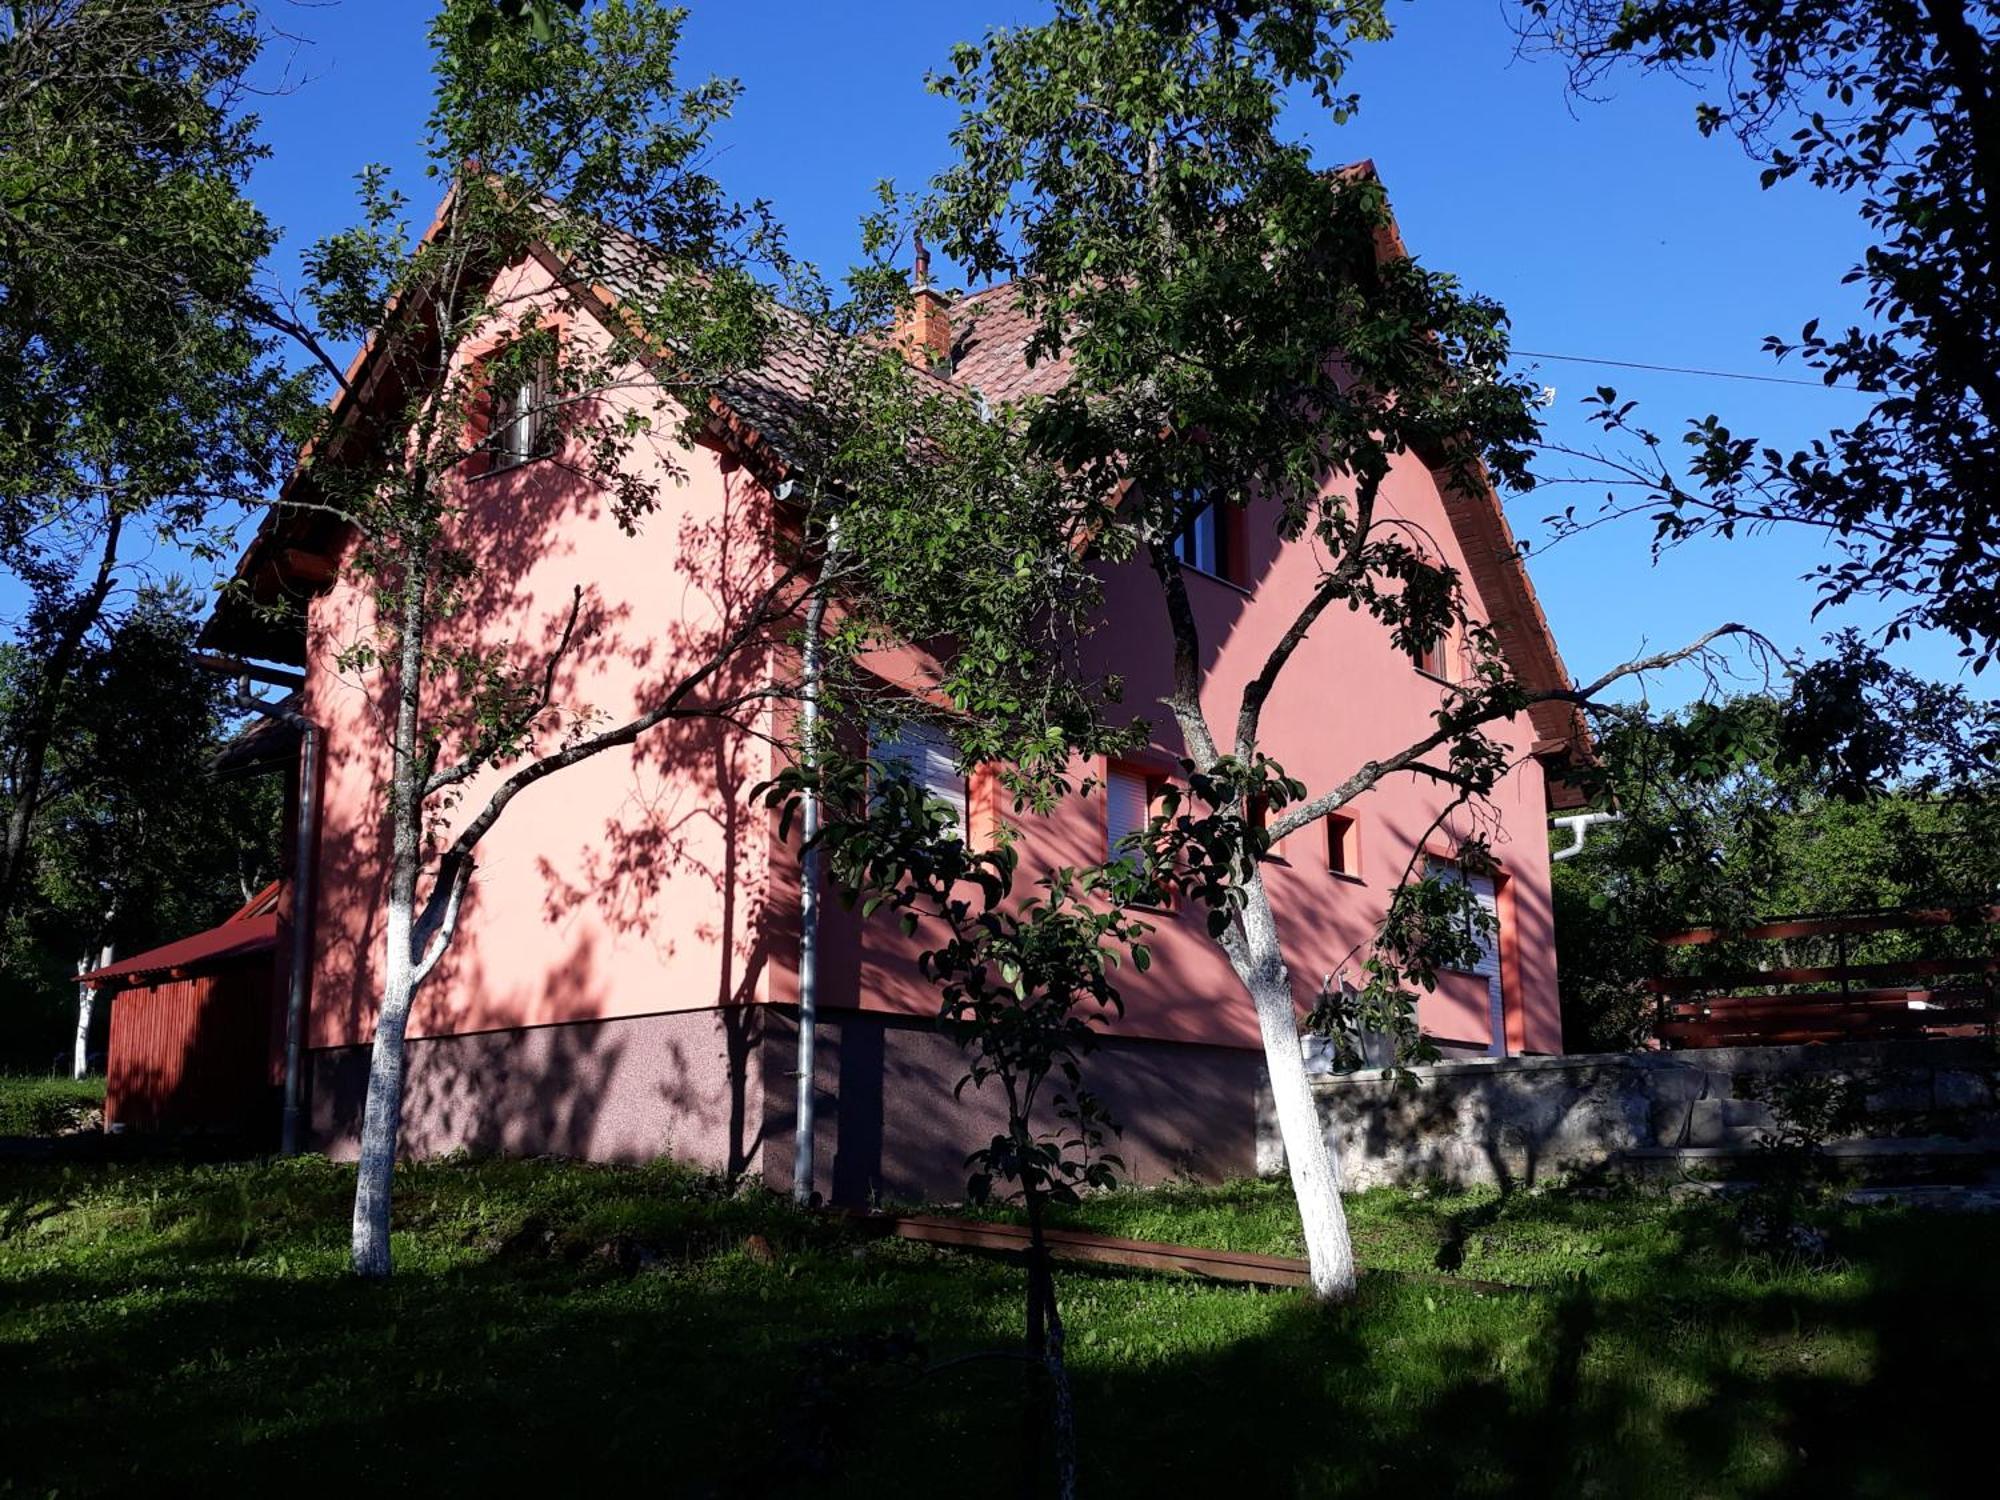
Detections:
[191, 179, 1586, 1200]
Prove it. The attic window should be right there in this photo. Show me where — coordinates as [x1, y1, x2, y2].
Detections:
[1170, 496, 1236, 582]
[1326, 813, 1361, 879]
[1410, 629, 1449, 679]
[1405, 565, 1452, 679]
[490, 356, 553, 470]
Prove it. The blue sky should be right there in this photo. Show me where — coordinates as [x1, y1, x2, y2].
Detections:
[235, 0, 1950, 701]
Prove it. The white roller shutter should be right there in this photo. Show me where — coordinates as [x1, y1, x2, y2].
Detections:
[874, 721, 966, 834]
[1106, 764, 1151, 867]
[1429, 859, 1506, 1055]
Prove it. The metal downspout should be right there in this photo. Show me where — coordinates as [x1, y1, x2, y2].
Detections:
[793, 508, 837, 1204]
[280, 719, 320, 1156]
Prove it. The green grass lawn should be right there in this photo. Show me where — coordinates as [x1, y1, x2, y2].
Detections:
[2, 1155, 1992, 1497]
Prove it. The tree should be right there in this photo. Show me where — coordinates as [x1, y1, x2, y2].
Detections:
[925, 0, 1761, 1299]
[280, 0, 794, 1277]
[289, 0, 1127, 1278]
[0, 598, 282, 1070]
[467, 0, 586, 43]
[0, 1, 309, 917]
[1517, 1, 2000, 665]
[1555, 643, 2000, 1049]
[765, 757, 1145, 1500]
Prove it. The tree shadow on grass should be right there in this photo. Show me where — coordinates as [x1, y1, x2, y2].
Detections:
[2, 1166, 1995, 1498]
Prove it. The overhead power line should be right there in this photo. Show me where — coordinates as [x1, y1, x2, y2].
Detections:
[1514, 348, 1871, 393]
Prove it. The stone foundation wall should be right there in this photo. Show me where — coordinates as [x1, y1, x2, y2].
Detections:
[761, 1008, 1268, 1204]
[1307, 1039, 2000, 1190]
[306, 1003, 1269, 1206]
[305, 1006, 770, 1177]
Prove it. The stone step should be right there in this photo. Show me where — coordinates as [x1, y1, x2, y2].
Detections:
[1665, 1179, 2000, 1211]
[1615, 1135, 2000, 1186]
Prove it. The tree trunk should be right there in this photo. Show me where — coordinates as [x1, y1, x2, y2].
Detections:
[72, 986, 93, 1080]
[350, 532, 431, 1280]
[71, 942, 109, 1079]
[0, 511, 124, 917]
[1022, 1193, 1078, 1500]
[1237, 877, 1358, 1301]
[350, 897, 416, 1278]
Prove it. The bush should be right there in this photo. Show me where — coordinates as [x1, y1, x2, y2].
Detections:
[0, 1074, 105, 1135]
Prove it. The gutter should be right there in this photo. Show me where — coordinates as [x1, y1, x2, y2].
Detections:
[791, 484, 836, 1205]
[1550, 811, 1621, 862]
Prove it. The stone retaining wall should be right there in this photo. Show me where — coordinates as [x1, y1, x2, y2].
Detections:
[1303, 1038, 2000, 1190]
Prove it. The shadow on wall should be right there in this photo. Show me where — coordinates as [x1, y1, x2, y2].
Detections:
[309, 947, 770, 1175]
[761, 1007, 1271, 1206]
[303, 370, 789, 1165]
[1328, 1061, 1615, 1194]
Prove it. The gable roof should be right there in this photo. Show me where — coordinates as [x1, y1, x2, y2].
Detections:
[203, 175, 1587, 781]
[947, 282, 1075, 405]
[930, 230, 1586, 787]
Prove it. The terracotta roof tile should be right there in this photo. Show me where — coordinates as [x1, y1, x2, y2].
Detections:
[206, 181, 1586, 769]
[944, 284, 1073, 404]
[585, 224, 965, 469]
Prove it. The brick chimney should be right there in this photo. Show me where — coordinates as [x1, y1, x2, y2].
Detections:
[894, 232, 953, 370]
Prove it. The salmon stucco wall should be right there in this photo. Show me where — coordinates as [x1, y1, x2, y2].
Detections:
[302, 254, 778, 1056]
[784, 446, 1562, 1058]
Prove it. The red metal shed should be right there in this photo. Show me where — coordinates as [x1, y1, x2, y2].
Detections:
[87, 884, 284, 1138]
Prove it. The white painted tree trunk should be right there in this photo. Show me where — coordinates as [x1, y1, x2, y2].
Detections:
[350, 898, 416, 1278]
[72, 942, 108, 1079]
[1236, 877, 1357, 1300]
[351, 566, 430, 1280]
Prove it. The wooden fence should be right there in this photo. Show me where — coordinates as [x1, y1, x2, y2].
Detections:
[1647, 905, 2000, 1048]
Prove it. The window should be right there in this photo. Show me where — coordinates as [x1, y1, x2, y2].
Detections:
[1170, 497, 1231, 580]
[1428, 855, 1506, 1055]
[1405, 563, 1452, 678]
[489, 355, 552, 471]
[1105, 762, 1155, 869]
[1326, 813, 1361, 879]
[1426, 857, 1499, 973]
[872, 721, 966, 837]
[1410, 630, 1449, 679]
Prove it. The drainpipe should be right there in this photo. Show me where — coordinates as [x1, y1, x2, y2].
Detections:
[280, 718, 321, 1156]
[1550, 811, 1621, 862]
[792, 491, 837, 1205]
[201, 654, 317, 1154]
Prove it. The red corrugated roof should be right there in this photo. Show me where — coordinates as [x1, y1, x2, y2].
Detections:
[82, 883, 281, 988]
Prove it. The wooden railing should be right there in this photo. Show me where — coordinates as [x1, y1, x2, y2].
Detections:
[1646, 905, 2000, 1048]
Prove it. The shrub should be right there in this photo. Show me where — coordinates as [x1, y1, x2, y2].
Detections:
[0, 1074, 105, 1136]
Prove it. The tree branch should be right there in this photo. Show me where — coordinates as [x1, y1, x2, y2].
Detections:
[1146, 537, 1220, 770]
[424, 583, 586, 797]
[1267, 622, 1763, 842]
[411, 849, 475, 986]
[427, 552, 813, 877]
[1234, 471, 1379, 756]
